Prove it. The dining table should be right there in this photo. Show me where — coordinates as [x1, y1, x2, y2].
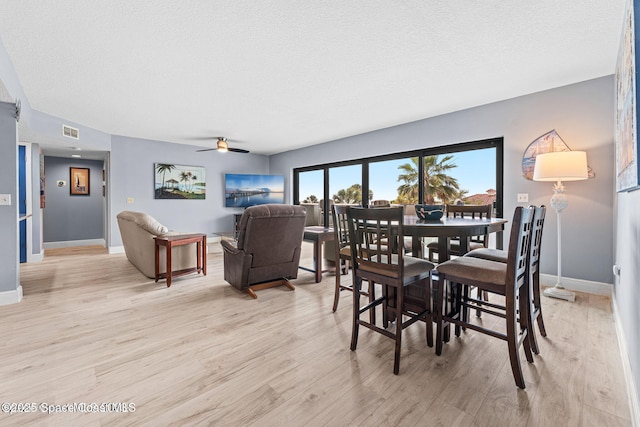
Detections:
[401, 215, 508, 261]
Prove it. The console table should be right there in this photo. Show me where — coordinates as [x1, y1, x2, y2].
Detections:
[154, 233, 207, 287]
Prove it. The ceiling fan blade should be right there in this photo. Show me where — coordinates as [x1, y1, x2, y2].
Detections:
[228, 147, 250, 154]
[196, 148, 217, 152]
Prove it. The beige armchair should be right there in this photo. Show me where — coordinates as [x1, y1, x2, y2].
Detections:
[117, 211, 197, 279]
[221, 204, 306, 298]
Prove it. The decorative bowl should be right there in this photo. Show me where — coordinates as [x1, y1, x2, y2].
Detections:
[415, 204, 444, 221]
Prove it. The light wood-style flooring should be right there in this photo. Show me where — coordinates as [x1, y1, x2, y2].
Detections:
[1, 244, 631, 426]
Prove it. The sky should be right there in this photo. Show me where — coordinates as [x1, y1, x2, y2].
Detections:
[298, 148, 496, 202]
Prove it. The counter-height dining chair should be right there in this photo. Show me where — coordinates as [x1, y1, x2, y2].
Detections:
[347, 206, 435, 375]
[427, 204, 492, 262]
[332, 204, 376, 324]
[435, 206, 535, 388]
[465, 205, 547, 354]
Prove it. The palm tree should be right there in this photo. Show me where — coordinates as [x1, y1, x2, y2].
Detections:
[303, 195, 318, 203]
[332, 184, 373, 204]
[396, 156, 461, 204]
[179, 171, 191, 192]
[155, 164, 176, 191]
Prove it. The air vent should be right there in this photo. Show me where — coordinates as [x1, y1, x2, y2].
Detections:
[62, 124, 79, 139]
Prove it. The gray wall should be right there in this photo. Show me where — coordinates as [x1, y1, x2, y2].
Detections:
[108, 135, 270, 247]
[0, 102, 18, 292]
[615, 189, 640, 411]
[270, 76, 615, 285]
[43, 156, 104, 242]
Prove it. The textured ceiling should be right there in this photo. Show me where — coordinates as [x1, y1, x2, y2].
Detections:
[0, 1, 627, 155]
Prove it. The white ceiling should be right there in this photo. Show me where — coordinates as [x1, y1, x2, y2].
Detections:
[0, 1, 627, 156]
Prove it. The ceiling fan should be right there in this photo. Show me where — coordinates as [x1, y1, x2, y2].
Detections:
[196, 137, 249, 154]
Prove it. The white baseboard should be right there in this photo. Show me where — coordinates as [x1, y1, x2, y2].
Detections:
[612, 297, 640, 426]
[27, 250, 44, 263]
[108, 245, 125, 255]
[0, 285, 23, 306]
[539, 274, 612, 296]
[207, 235, 222, 254]
[44, 239, 106, 249]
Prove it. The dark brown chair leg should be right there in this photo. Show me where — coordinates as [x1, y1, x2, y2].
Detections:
[519, 286, 534, 363]
[506, 297, 526, 389]
[393, 286, 404, 375]
[435, 275, 446, 355]
[369, 281, 376, 325]
[533, 272, 547, 337]
[425, 276, 433, 347]
[454, 283, 463, 337]
[350, 277, 361, 351]
[332, 264, 342, 313]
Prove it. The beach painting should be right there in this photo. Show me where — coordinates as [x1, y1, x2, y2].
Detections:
[155, 164, 206, 199]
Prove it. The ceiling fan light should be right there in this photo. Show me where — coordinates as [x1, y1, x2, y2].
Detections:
[217, 139, 228, 152]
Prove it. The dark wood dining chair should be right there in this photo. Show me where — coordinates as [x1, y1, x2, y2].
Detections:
[435, 206, 535, 388]
[464, 205, 547, 353]
[332, 204, 376, 324]
[427, 204, 492, 262]
[347, 206, 435, 375]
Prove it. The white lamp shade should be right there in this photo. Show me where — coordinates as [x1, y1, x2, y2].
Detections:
[533, 151, 588, 182]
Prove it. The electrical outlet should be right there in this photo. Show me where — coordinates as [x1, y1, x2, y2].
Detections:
[0, 194, 11, 205]
[517, 193, 529, 203]
[127, 197, 134, 204]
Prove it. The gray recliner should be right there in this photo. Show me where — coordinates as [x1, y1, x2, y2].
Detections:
[221, 204, 306, 298]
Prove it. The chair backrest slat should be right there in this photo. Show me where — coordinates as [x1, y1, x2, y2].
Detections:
[505, 206, 534, 297]
[529, 205, 546, 275]
[332, 204, 351, 250]
[446, 204, 492, 245]
[347, 207, 404, 281]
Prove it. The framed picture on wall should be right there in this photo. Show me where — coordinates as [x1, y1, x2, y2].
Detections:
[70, 167, 90, 195]
[615, 0, 640, 192]
[154, 163, 206, 199]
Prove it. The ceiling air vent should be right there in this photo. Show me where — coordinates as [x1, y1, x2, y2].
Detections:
[62, 124, 79, 139]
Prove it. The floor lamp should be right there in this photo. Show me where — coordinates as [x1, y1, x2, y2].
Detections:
[533, 150, 588, 302]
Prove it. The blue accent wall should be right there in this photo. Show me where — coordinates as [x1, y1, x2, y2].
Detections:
[18, 145, 26, 262]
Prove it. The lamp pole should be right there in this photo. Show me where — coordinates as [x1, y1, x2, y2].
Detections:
[544, 180, 576, 302]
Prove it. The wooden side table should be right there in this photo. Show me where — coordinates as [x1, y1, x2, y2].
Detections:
[301, 226, 335, 283]
[154, 233, 207, 287]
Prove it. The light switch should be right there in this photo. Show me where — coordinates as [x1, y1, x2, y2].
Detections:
[517, 193, 529, 203]
[0, 194, 11, 205]
[127, 197, 134, 204]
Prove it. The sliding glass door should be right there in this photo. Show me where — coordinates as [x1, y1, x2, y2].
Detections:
[294, 137, 503, 220]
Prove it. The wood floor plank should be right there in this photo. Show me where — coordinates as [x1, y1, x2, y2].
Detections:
[0, 247, 629, 426]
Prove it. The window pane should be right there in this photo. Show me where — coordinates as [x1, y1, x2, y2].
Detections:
[370, 157, 416, 205]
[423, 148, 496, 209]
[329, 164, 362, 205]
[298, 169, 323, 204]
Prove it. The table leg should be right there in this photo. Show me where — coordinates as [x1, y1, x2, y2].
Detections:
[458, 237, 470, 255]
[437, 237, 450, 263]
[201, 236, 207, 276]
[155, 242, 160, 282]
[166, 241, 172, 287]
[314, 240, 322, 283]
[412, 235, 422, 258]
[196, 240, 202, 274]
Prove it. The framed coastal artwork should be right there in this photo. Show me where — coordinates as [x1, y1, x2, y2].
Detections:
[70, 167, 90, 195]
[154, 163, 206, 200]
[615, 0, 640, 192]
[522, 130, 595, 181]
[521, 130, 571, 180]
